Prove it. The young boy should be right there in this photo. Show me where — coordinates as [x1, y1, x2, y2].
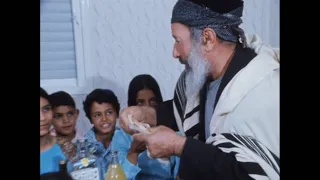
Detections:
[49, 91, 83, 159]
[40, 87, 68, 174]
[50, 91, 82, 142]
[83, 89, 120, 178]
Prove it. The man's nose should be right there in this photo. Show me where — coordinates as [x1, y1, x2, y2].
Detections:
[173, 47, 179, 59]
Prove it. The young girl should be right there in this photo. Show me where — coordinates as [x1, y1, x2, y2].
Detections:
[40, 87, 68, 175]
[83, 89, 120, 178]
[127, 74, 163, 108]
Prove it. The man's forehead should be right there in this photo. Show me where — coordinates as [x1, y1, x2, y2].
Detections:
[171, 23, 190, 37]
[171, 22, 189, 30]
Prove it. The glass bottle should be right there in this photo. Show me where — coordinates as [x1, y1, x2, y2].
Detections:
[70, 138, 102, 180]
[105, 150, 126, 180]
[59, 160, 68, 172]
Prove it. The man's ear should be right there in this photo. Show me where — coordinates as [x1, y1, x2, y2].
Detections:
[202, 28, 217, 52]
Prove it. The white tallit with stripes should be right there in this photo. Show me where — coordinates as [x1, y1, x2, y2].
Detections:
[173, 34, 280, 179]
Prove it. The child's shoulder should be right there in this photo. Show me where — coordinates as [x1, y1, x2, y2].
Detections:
[84, 128, 95, 141]
[41, 143, 65, 158]
[112, 128, 132, 144]
[114, 128, 130, 138]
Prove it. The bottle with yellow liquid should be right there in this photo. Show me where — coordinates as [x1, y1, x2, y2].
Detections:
[105, 150, 126, 180]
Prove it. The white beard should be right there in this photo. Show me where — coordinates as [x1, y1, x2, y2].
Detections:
[185, 46, 212, 99]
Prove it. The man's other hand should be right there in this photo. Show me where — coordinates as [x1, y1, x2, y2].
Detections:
[133, 125, 186, 158]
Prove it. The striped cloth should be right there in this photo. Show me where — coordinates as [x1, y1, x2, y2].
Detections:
[172, 69, 201, 138]
[172, 70, 279, 179]
[207, 133, 280, 179]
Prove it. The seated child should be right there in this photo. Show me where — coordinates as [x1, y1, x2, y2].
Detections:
[40, 87, 69, 175]
[83, 89, 121, 178]
[111, 124, 180, 180]
[49, 91, 84, 159]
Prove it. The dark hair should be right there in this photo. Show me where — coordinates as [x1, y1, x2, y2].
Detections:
[40, 87, 50, 101]
[83, 89, 120, 121]
[49, 91, 76, 109]
[127, 74, 163, 106]
[40, 171, 73, 180]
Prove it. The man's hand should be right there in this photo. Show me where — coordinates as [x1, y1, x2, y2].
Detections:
[132, 125, 186, 158]
[119, 106, 157, 135]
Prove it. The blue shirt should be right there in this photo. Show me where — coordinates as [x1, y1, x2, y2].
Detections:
[111, 128, 180, 180]
[40, 143, 67, 175]
[84, 127, 118, 178]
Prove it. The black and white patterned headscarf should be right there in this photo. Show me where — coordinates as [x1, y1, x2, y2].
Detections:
[171, 0, 247, 48]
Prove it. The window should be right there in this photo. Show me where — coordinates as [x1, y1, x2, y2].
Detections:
[40, 0, 92, 94]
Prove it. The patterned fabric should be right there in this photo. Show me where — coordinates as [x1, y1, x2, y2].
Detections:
[173, 69, 280, 179]
[173, 69, 201, 138]
[173, 69, 188, 119]
[171, 0, 247, 47]
[172, 35, 280, 179]
[206, 133, 280, 179]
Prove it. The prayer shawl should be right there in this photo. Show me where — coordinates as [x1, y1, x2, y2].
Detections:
[172, 34, 280, 179]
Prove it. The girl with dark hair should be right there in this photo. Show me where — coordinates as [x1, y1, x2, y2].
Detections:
[40, 87, 69, 175]
[127, 74, 163, 108]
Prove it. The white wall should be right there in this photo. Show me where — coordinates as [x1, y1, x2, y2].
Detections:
[89, 0, 183, 105]
[70, 0, 279, 130]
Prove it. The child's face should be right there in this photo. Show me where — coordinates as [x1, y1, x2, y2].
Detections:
[90, 102, 117, 135]
[136, 88, 158, 108]
[52, 106, 79, 136]
[40, 97, 52, 137]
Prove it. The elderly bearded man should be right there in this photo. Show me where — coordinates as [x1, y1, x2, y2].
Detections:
[120, 0, 280, 179]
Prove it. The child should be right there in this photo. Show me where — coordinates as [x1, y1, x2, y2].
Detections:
[83, 89, 120, 178]
[49, 91, 83, 159]
[111, 126, 180, 180]
[127, 74, 163, 109]
[49, 91, 84, 142]
[40, 87, 68, 175]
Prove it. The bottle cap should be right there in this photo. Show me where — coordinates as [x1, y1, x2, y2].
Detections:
[59, 160, 67, 165]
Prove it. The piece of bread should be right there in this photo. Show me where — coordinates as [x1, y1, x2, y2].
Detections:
[128, 114, 152, 134]
[127, 114, 170, 164]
